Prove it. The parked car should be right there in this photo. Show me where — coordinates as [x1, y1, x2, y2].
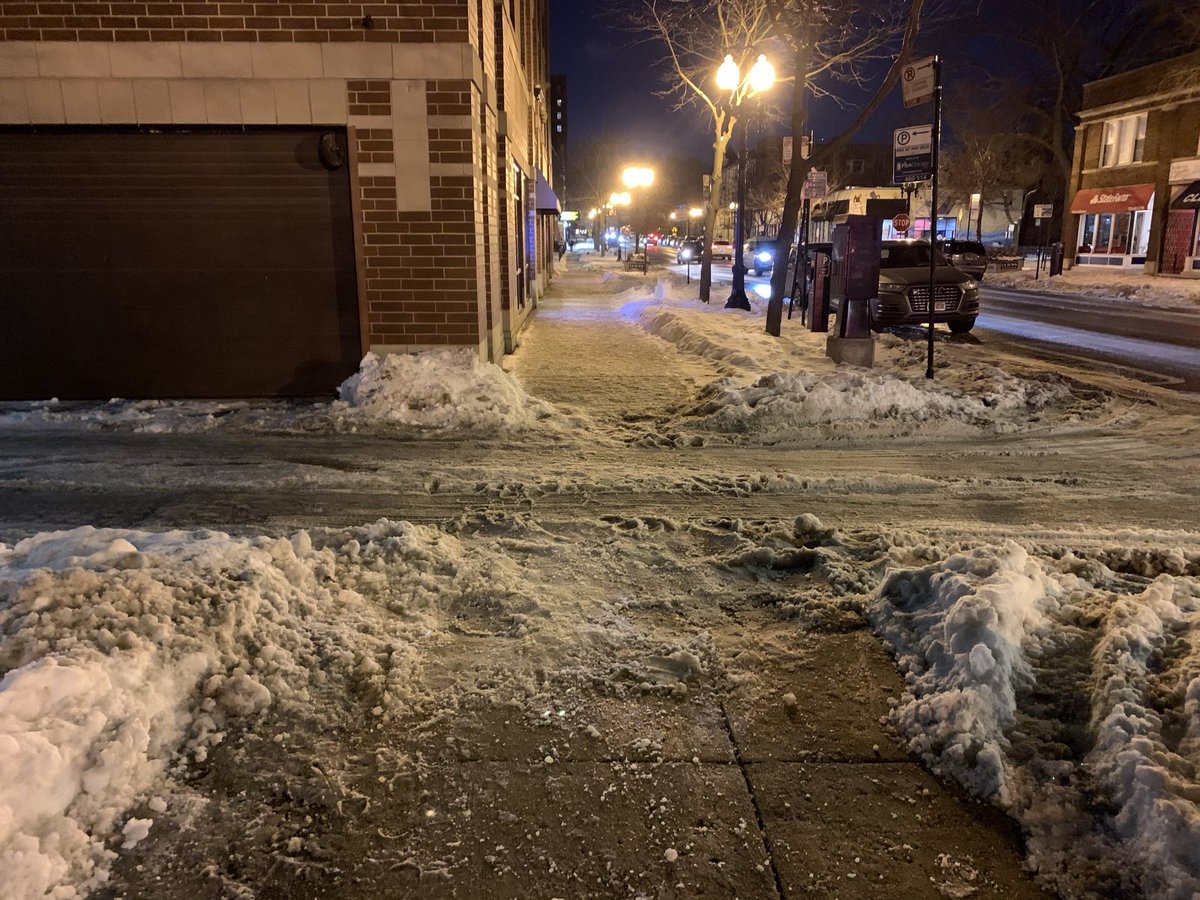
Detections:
[710, 239, 734, 260]
[676, 239, 703, 263]
[805, 239, 980, 333]
[745, 236, 777, 276]
[940, 239, 987, 280]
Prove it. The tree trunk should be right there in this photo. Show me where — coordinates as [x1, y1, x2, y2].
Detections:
[700, 117, 733, 303]
[766, 40, 809, 336]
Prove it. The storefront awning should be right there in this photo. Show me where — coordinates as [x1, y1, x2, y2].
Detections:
[1170, 180, 1200, 210]
[535, 168, 560, 214]
[1070, 183, 1155, 214]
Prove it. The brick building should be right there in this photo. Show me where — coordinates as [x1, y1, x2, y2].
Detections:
[1065, 49, 1200, 275]
[0, 0, 556, 400]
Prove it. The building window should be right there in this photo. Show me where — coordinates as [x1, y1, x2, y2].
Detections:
[1100, 113, 1147, 167]
[847, 158, 865, 175]
[556, 125, 562, 133]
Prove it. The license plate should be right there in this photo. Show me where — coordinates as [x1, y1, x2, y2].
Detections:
[935, 300, 953, 311]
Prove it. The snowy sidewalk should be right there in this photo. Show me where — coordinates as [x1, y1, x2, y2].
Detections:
[95, 517, 1045, 900]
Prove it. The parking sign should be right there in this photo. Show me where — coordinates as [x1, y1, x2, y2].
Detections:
[893, 125, 933, 184]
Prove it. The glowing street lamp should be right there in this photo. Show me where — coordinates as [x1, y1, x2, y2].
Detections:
[717, 52, 775, 310]
[621, 166, 655, 189]
[616, 168, 654, 272]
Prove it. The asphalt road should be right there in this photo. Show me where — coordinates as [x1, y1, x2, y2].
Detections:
[976, 285, 1200, 392]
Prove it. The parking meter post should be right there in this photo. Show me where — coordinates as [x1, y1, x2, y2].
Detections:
[925, 56, 942, 380]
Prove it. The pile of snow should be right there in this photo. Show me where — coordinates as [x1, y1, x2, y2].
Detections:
[0, 349, 567, 437]
[871, 542, 1200, 897]
[332, 349, 557, 432]
[0, 519, 515, 898]
[678, 366, 1098, 438]
[989, 268, 1200, 311]
[637, 300, 1110, 440]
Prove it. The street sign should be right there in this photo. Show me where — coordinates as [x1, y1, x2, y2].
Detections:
[560, 210, 579, 222]
[892, 213, 911, 233]
[1033, 203, 1053, 220]
[801, 169, 828, 200]
[782, 136, 792, 165]
[893, 125, 933, 184]
[901, 56, 936, 108]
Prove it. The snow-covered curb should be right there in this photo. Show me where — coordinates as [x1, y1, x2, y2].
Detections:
[636, 301, 1110, 439]
[988, 269, 1200, 312]
[0, 349, 572, 437]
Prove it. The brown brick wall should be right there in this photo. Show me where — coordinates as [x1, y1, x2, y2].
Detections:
[355, 78, 484, 348]
[0, 1, 471, 42]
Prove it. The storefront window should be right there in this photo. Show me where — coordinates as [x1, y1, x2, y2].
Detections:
[1110, 213, 1131, 254]
[1079, 214, 1096, 250]
[1132, 210, 1151, 256]
[1096, 213, 1113, 251]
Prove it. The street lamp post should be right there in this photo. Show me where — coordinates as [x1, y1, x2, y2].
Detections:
[716, 53, 775, 310]
[620, 166, 654, 274]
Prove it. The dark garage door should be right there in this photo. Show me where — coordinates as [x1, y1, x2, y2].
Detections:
[0, 128, 363, 400]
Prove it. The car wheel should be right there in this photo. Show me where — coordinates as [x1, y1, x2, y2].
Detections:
[949, 317, 976, 334]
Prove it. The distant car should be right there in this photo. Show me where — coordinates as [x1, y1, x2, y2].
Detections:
[745, 236, 777, 276]
[805, 239, 980, 333]
[646, 233, 659, 246]
[676, 239, 703, 263]
[940, 239, 987, 281]
[710, 239, 734, 260]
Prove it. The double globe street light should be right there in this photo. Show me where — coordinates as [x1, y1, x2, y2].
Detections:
[716, 53, 775, 310]
[619, 165, 655, 273]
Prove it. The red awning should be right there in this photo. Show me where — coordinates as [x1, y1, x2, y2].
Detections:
[1070, 184, 1155, 214]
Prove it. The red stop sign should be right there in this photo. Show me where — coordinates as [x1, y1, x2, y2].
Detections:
[892, 213, 911, 233]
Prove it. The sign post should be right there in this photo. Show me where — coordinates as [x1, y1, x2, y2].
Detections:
[899, 56, 941, 380]
[1033, 204, 1052, 279]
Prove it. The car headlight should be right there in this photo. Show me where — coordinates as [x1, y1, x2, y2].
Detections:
[680, 249, 692, 259]
[963, 282, 979, 294]
[756, 251, 772, 263]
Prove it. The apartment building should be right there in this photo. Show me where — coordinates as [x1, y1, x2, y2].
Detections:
[1066, 49, 1200, 275]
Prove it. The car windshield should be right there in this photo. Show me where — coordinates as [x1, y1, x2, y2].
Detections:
[880, 243, 948, 267]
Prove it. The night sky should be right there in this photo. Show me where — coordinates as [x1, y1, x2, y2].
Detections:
[549, 1, 914, 161]
[548, 0, 1017, 196]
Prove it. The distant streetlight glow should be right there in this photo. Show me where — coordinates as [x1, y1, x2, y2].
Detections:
[621, 166, 655, 189]
[689, 207, 702, 219]
[610, 191, 631, 206]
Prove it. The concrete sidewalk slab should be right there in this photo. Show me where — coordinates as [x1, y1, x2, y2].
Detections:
[749, 761, 1047, 898]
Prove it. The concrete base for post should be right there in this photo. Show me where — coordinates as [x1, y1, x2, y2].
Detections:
[826, 336, 875, 368]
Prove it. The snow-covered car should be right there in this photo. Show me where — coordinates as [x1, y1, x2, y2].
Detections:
[710, 239, 734, 260]
[808, 239, 980, 333]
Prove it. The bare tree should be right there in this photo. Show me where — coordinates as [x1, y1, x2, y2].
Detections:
[629, 0, 779, 302]
[763, 0, 926, 334]
[566, 131, 624, 254]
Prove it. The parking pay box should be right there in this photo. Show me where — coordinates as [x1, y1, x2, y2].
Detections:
[827, 216, 881, 367]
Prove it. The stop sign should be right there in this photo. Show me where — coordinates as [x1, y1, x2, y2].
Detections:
[892, 213, 911, 233]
